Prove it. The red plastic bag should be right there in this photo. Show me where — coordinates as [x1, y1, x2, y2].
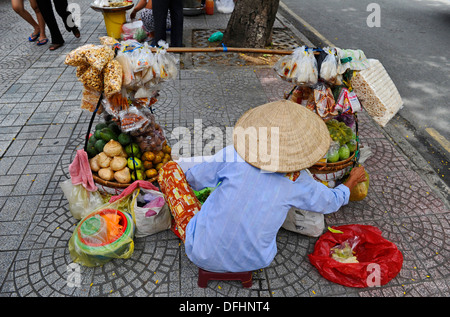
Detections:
[308, 224, 403, 288]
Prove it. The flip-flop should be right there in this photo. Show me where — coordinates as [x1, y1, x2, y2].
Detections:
[28, 32, 40, 42]
[37, 38, 48, 46]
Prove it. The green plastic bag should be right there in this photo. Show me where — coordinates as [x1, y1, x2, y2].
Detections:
[208, 31, 223, 42]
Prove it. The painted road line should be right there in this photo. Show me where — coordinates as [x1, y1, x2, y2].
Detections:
[426, 128, 450, 153]
[279, 1, 335, 47]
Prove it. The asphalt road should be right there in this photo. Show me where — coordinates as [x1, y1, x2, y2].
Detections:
[279, 0, 450, 188]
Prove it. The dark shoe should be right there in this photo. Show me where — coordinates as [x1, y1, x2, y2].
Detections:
[72, 27, 80, 38]
[49, 43, 64, 51]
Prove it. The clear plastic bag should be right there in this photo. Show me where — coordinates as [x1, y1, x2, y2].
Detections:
[81, 86, 103, 113]
[60, 179, 105, 220]
[84, 45, 115, 71]
[313, 83, 336, 117]
[320, 47, 338, 84]
[79, 66, 104, 92]
[330, 236, 360, 263]
[326, 140, 340, 163]
[119, 106, 149, 132]
[274, 46, 318, 86]
[65, 44, 96, 67]
[103, 59, 123, 97]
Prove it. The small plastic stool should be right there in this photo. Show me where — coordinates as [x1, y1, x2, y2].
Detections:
[197, 268, 252, 288]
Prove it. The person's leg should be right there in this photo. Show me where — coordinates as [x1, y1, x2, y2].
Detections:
[35, 0, 64, 48]
[151, 0, 169, 46]
[168, 0, 183, 47]
[52, 0, 79, 37]
[11, 0, 40, 40]
[29, 0, 47, 43]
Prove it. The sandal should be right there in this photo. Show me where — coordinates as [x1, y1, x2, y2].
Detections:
[72, 27, 80, 38]
[28, 32, 40, 42]
[37, 38, 49, 46]
[49, 43, 64, 51]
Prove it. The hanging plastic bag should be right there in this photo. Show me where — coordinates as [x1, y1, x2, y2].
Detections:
[60, 179, 105, 220]
[309, 224, 403, 288]
[216, 0, 235, 13]
[349, 169, 370, 201]
[320, 47, 338, 85]
[274, 46, 318, 86]
[68, 190, 137, 267]
[313, 83, 336, 118]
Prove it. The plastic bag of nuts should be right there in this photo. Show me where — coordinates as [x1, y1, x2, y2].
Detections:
[79, 66, 104, 92]
[103, 59, 123, 97]
[85, 45, 115, 71]
[65, 44, 96, 67]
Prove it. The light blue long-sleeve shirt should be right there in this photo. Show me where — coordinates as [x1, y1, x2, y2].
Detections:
[184, 145, 350, 273]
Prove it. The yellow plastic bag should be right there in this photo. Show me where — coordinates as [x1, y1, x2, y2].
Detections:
[349, 170, 370, 201]
[68, 189, 139, 267]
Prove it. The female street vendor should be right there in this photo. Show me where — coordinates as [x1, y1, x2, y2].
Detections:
[176, 99, 366, 273]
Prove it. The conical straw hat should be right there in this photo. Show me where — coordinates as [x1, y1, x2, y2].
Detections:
[233, 99, 331, 173]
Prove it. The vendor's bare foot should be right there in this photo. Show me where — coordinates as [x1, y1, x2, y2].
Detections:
[49, 43, 63, 51]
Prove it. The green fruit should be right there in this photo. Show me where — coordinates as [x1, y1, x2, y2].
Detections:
[131, 169, 145, 181]
[347, 139, 357, 153]
[108, 121, 121, 135]
[327, 150, 340, 163]
[95, 139, 107, 153]
[125, 143, 141, 157]
[94, 129, 102, 140]
[88, 135, 97, 145]
[338, 144, 350, 160]
[118, 133, 131, 146]
[86, 145, 98, 158]
[127, 157, 143, 170]
[95, 122, 108, 131]
[99, 128, 118, 142]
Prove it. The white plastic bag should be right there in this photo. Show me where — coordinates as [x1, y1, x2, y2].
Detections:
[134, 188, 171, 238]
[216, 0, 235, 13]
[60, 179, 105, 220]
[282, 207, 325, 237]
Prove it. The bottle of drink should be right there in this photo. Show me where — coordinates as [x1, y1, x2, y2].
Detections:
[205, 0, 214, 15]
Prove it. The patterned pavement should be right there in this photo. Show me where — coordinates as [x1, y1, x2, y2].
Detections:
[0, 0, 448, 298]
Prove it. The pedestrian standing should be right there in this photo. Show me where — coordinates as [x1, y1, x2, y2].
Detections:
[35, 0, 80, 51]
[11, 0, 48, 45]
[152, 0, 183, 47]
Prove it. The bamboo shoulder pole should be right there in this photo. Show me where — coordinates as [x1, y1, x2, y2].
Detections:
[151, 46, 296, 55]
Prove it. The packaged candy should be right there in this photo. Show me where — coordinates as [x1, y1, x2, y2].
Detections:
[119, 106, 149, 133]
[84, 45, 115, 71]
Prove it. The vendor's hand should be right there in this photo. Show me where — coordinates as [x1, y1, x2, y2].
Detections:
[344, 166, 367, 190]
[130, 10, 137, 20]
[349, 166, 367, 183]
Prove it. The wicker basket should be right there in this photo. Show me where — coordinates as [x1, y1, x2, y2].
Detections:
[92, 173, 158, 196]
